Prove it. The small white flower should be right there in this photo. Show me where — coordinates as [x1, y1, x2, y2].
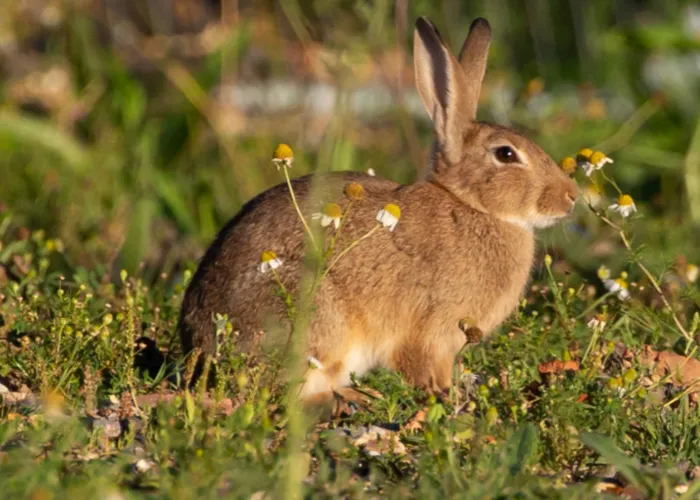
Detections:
[311, 202, 342, 230]
[604, 278, 630, 301]
[259, 251, 283, 273]
[272, 144, 294, 169]
[367, 168, 376, 176]
[376, 203, 401, 231]
[461, 370, 481, 385]
[685, 264, 699, 284]
[577, 149, 613, 177]
[608, 194, 637, 218]
[597, 265, 611, 281]
[587, 313, 607, 331]
[133, 458, 153, 473]
[307, 356, 323, 369]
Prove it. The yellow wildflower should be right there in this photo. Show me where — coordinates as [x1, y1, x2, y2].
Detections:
[377, 203, 401, 231]
[344, 182, 365, 201]
[272, 143, 294, 169]
[259, 250, 282, 273]
[609, 194, 636, 218]
[560, 157, 577, 175]
[312, 203, 343, 230]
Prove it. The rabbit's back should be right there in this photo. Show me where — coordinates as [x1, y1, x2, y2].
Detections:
[179, 171, 402, 356]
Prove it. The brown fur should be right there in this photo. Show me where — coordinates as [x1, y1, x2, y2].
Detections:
[179, 16, 579, 404]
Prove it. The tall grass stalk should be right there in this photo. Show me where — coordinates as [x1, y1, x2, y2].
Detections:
[684, 115, 700, 223]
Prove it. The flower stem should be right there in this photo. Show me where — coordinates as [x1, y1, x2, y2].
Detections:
[322, 224, 380, 280]
[283, 167, 319, 253]
[599, 170, 623, 195]
[327, 202, 353, 255]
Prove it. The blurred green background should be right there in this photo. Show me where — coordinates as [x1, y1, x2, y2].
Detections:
[2, 0, 700, 283]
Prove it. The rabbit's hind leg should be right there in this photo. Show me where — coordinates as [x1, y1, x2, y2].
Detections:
[391, 331, 463, 395]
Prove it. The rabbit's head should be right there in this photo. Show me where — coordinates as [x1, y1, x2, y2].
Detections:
[414, 17, 578, 230]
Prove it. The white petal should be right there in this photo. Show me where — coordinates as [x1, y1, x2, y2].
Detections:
[582, 163, 595, 176]
[259, 261, 270, 273]
[376, 209, 385, 224]
[311, 212, 322, 220]
[269, 258, 282, 270]
[603, 279, 620, 292]
[332, 217, 340, 230]
[377, 210, 399, 230]
[320, 214, 333, 227]
[367, 168, 376, 176]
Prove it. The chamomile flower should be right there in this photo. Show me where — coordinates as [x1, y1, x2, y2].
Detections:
[272, 143, 294, 169]
[686, 264, 699, 284]
[577, 149, 613, 176]
[462, 369, 481, 385]
[604, 277, 630, 301]
[367, 168, 376, 176]
[344, 182, 365, 201]
[582, 184, 603, 208]
[312, 203, 342, 230]
[587, 312, 607, 331]
[597, 265, 611, 281]
[376, 203, 401, 231]
[609, 194, 637, 218]
[560, 157, 577, 175]
[259, 250, 283, 273]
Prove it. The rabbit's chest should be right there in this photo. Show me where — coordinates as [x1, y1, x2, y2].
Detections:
[424, 226, 534, 333]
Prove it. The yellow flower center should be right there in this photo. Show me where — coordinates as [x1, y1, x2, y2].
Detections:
[526, 77, 545, 96]
[584, 184, 602, 195]
[560, 157, 577, 174]
[260, 250, 278, 263]
[597, 265, 611, 280]
[273, 143, 294, 160]
[615, 278, 628, 289]
[589, 151, 608, 165]
[344, 182, 365, 201]
[383, 203, 401, 219]
[576, 148, 593, 161]
[618, 194, 634, 207]
[322, 203, 342, 218]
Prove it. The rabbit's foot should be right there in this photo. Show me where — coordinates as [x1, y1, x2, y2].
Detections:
[303, 387, 374, 419]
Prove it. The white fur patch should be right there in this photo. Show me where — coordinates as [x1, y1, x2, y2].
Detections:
[501, 213, 560, 231]
[339, 346, 376, 386]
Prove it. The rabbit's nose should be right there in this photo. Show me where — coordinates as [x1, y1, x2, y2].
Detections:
[564, 186, 578, 212]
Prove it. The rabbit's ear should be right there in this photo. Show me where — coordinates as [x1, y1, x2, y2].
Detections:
[414, 17, 472, 165]
[457, 18, 492, 121]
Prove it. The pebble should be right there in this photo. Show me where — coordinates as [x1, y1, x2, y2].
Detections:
[92, 417, 122, 438]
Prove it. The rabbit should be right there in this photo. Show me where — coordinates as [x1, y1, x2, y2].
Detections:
[179, 16, 579, 405]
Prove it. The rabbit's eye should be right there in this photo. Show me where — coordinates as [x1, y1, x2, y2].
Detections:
[494, 146, 520, 164]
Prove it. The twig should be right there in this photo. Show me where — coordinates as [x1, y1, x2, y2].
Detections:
[321, 225, 380, 280]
